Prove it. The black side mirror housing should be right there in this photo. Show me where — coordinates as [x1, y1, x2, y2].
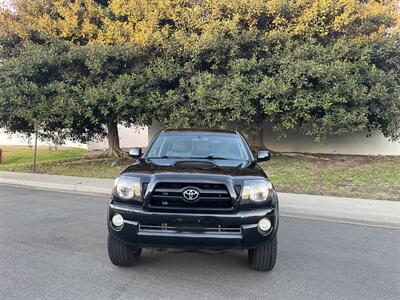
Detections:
[129, 147, 142, 158]
[257, 150, 271, 162]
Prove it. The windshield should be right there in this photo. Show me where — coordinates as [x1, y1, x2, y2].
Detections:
[146, 132, 253, 160]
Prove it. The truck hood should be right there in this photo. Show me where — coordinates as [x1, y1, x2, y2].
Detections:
[122, 158, 267, 178]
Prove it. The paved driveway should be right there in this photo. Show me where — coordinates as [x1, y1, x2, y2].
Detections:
[0, 185, 399, 300]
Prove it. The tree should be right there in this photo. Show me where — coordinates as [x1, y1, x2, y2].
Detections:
[0, 0, 168, 156]
[153, 29, 269, 145]
[0, 41, 174, 156]
[0, 42, 104, 145]
[257, 36, 400, 141]
[0, 0, 399, 150]
[152, 1, 399, 144]
[64, 43, 179, 156]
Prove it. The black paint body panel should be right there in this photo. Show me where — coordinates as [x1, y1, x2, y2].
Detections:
[108, 130, 279, 250]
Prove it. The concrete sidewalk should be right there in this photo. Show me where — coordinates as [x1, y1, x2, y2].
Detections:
[1, 171, 399, 228]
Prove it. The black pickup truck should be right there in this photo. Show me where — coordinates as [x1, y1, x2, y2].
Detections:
[107, 129, 278, 271]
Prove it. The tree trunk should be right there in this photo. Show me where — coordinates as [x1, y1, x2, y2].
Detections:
[106, 120, 125, 157]
[249, 126, 264, 150]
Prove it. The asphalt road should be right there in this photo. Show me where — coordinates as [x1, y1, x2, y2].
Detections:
[0, 185, 399, 300]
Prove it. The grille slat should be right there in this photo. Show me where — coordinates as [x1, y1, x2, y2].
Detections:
[139, 224, 241, 233]
[148, 182, 233, 211]
[155, 188, 228, 194]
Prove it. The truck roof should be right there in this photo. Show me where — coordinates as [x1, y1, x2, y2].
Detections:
[161, 128, 239, 134]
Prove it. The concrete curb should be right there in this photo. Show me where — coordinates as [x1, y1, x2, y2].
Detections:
[278, 192, 400, 229]
[0, 172, 112, 196]
[1, 171, 399, 228]
[0, 179, 111, 196]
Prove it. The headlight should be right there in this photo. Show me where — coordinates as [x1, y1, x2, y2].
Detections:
[242, 180, 273, 202]
[113, 176, 142, 200]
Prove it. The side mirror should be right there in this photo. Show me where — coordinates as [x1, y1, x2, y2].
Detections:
[129, 147, 142, 158]
[257, 150, 271, 162]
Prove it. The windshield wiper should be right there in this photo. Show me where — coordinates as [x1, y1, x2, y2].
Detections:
[147, 156, 182, 159]
[148, 156, 235, 160]
[196, 156, 230, 160]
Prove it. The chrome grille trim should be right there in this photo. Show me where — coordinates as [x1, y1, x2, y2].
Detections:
[139, 224, 242, 233]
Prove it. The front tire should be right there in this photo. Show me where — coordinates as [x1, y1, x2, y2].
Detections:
[248, 234, 277, 271]
[107, 233, 142, 266]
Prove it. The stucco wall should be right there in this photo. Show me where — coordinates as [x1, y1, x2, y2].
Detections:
[0, 126, 148, 150]
[147, 122, 400, 155]
[88, 125, 148, 150]
[263, 126, 400, 155]
[0, 129, 87, 149]
[147, 120, 163, 142]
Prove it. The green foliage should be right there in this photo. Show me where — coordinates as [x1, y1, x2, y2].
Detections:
[156, 33, 400, 141]
[0, 1, 399, 145]
[64, 43, 162, 128]
[0, 41, 170, 144]
[257, 37, 400, 141]
[0, 42, 101, 143]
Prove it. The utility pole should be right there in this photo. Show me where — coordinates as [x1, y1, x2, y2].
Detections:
[33, 126, 38, 173]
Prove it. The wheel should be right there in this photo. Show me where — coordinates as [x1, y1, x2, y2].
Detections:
[248, 234, 277, 271]
[107, 233, 142, 266]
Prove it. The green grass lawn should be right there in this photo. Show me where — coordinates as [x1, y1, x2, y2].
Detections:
[1, 146, 399, 200]
[0, 146, 87, 171]
[259, 153, 400, 201]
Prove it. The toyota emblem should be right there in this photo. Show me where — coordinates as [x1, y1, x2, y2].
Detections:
[182, 188, 200, 202]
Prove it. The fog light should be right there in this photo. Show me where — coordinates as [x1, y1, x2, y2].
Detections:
[258, 218, 271, 232]
[112, 214, 124, 227]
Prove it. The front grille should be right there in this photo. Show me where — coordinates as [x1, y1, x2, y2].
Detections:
[148, 182, 233, 210]
[139, 223, 241, 234]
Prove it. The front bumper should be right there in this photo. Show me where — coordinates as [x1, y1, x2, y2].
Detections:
[108, 202, 278, 249]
